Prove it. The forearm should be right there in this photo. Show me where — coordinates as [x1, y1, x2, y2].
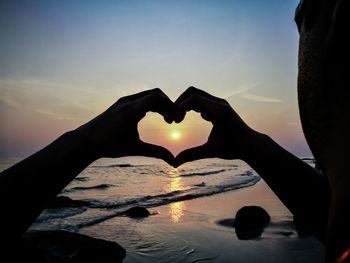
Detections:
[0, 130, 97, 238]
[243, 131, 330, 243]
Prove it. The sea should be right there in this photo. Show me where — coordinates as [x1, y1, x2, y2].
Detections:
[0, 157, 260, 232]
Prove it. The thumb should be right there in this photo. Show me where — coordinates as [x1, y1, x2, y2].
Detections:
[174, 143, 213, 168]
[138, 142, 175, 166]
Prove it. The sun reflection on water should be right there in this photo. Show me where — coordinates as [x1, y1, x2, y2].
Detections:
[170, 201, 185, 223]
[167, 168, 186, 223]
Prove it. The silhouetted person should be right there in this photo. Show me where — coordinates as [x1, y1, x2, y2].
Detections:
[297, 0, 349, 261]
[0, 0, 349, 262]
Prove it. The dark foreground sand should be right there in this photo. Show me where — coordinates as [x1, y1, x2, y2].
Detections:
[80, 180, 325, 263]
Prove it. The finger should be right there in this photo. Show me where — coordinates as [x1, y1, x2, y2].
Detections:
[174, 87, 225, 123]
[201, 112, 211, 122]
[176, 86, 223, 106]
[137, 142, 175, 166]
[176, 93, 220, 123]
[174, 143, 213, 168]
[132, 89, 174, 123]
[117, 88, 163, 104]
[107, 88, 168, 113]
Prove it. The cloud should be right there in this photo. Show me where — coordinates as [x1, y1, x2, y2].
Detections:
[0, 77, 117, 121]
[225, 82, 283, 103]
[241, 93, 283, 103]
[225, 82, 259, 100]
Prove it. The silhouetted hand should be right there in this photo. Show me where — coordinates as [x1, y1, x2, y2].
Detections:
[76, 88, 175, 165]
[174, 87, 257, 167]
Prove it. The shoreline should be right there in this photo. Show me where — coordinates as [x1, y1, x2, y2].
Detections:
[80, 179, 325, 262]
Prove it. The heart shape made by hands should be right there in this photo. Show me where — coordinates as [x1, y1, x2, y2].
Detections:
[138, 111, 213, 156]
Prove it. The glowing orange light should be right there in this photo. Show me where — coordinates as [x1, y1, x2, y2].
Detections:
[168, 176, 186, 223]
[170, 130, 181, 140]
[336, 247, 350, 263]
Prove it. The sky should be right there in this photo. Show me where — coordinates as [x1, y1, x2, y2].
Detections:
[0, 0, 310, 158]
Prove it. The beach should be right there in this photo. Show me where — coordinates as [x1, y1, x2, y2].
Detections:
[80, 180, 325, 263]
[0, 157, 325, 262]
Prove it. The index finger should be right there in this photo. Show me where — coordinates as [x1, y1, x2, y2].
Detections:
[132, 89, 175, 123]
[175, 87, 223, 106]
[176, 92, 232, 125]
[175, 87, 227, 123]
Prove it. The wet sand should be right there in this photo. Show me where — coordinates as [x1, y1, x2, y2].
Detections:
[80, 180, 325, 262]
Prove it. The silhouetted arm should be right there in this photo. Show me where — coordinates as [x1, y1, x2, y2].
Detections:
[174, 87, 330, 243]
[0, 131, 96, 239]
[242, 130, 330, 243]
[0, 88, 174, 240]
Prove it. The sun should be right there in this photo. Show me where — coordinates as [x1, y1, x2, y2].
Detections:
[170, 130, 181, 140]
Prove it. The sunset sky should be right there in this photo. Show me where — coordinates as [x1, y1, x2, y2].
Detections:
[0, 0, 309, 158]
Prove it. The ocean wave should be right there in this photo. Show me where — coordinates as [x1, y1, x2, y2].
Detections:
[36, 175, 260, 229]
[74, 176, 89, 182]
[91, 163, 131, 168]
[62, 183, 114, 193]
[238, 170, 254, 176]
[51, 176, 261, 212]
[75, 176, 261, 228]
[179, 169, 227, 177]
[35, 207, 87, 223]
[207, 163, 238, 168]
[91, 163, 150, 168]
[83, 190, 187, 209]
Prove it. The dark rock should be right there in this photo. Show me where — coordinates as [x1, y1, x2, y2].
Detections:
[48, 196, 91, 208]
[124, 206, 150, 218]
[12, 230, 126, 263]
[233, 206, 270, 240]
